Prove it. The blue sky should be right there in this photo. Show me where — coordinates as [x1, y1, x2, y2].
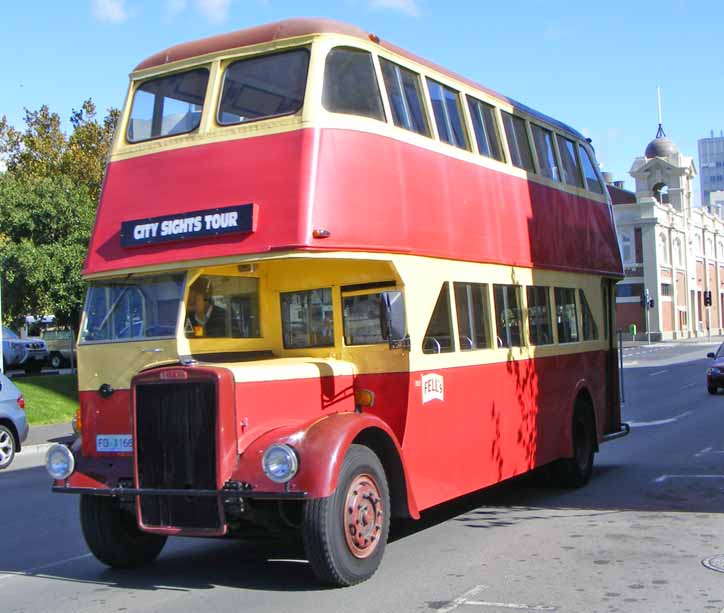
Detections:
[0, 0, 720, 199]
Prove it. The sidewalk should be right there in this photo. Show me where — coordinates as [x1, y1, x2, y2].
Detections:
[22, 422, 75, 453]
[620, 334, 724, 349]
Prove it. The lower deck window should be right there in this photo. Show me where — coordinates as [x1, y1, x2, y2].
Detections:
[494, 284, 523, 348]
[423, 283, 454, 353]
[185, 276, 260, 338]
[342, 291, 405, 345]
[555, 287, 579, 343]
[281, 288, 334, 348]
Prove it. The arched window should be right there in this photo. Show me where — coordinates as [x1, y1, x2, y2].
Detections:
[673, 237, 683, 267]
[659, 233, 670, 265]
[621, 235, 632, 264]
[653, 182, 670, 204]
[706, 237, 714, 257]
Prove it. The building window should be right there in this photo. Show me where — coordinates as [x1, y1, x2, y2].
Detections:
[621, 235, 633, 264]
[659, 233, 670, 265]
[661, 283, 673, 297]
[616, 283, 644, 298]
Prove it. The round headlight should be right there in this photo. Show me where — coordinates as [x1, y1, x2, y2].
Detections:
[45, 444, 75, 480]
[262, 444, 299, 484]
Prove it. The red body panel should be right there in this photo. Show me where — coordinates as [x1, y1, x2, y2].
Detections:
[84, 129, 622, 277]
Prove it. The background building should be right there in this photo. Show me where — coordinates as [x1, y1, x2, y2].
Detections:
[699, 132, 724, 207]
[611, 127, 724, 340]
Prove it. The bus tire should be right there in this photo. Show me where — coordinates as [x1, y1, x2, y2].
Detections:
[80, 495, 167, 568]
[302, 444, 390, 586]
[551, 404, 595, 488]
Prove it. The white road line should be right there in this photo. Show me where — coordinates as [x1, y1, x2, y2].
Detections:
[655, 474, 724, 484]
[679, 382, 696, 390]
[0, 553, 92, 583]
[696, 447, 714, 457]
[649, 369, 668, 376]
[440, 585, 556, 612]
[628, 410, 692, 427]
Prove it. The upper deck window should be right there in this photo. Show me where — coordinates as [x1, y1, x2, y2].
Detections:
[426, 79, 469, 150]
[467, 96, 503, 161]
[323, 47, 385, 121]
[380, 59, 430, 137]
[501, 112, 534, 172]
[557, 135, 584, 188]
[531, 124, 559, 181]
[127, 69, 209, 143]
[579, 144, 604, 194]
[218, 49, 309, 125]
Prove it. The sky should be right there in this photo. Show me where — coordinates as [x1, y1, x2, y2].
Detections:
[0, 0, 721, 200]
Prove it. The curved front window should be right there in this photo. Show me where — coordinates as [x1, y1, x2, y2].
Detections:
[81, 274, 185, 343]
[127, 69, 209, 143]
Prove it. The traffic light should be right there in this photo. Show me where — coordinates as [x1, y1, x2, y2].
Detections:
[705, 290, 713, 307]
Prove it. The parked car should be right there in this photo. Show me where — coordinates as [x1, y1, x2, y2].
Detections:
[41, 328, 76, 369]
[706, 344, 724, 393]
[0, 372, 28, 469]
[2, 327, 49, 374]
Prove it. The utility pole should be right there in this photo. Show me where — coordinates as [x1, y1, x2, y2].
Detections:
[644, 288, 651, 345]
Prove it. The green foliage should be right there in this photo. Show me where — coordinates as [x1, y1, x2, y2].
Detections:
[15, 373, 78, 425]
[0, 101, 119, 326]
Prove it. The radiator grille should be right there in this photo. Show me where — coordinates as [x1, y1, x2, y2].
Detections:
[135, 381, 221, 529]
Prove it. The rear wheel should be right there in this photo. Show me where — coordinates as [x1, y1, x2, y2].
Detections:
[0, 425, 16, 469]
[80, 495, 167, 568]
[49, 352, 64, 369]
[708, 385, 718, 395]
[302, 444, 390, 586]
[551, 404, 595, 488]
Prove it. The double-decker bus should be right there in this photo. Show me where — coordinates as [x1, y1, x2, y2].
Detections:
[46, 18, 628, 586]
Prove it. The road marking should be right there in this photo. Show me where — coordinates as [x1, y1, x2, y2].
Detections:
[0, 553, 92, 583]
[439, 585, 556, 612]
[655, 474, 724, 484]
[696, 447, 714, 457]
[679, 382, 696, 390]
[649, 369, 668, 376]
[628, 410, 692, 427]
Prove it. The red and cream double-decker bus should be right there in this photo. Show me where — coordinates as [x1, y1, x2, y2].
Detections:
[46, 18, 628, 586]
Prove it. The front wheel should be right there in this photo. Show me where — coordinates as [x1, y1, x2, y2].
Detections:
[0, 425, 16, 469]
[708, 385, 718, 395]
[80, 495, 167, 568]
[302, 445, 390, 586]
[551, 405, 595, 488]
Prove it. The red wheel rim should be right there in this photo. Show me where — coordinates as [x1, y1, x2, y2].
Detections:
[343, 473, 384, 559]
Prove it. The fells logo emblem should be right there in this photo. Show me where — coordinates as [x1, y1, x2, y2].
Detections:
[421, 373, 444, 404]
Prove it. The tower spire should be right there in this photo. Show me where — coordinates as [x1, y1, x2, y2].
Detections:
[656, 86, 666, 138]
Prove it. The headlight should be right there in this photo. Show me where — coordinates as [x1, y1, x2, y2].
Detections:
[45, 444, 75, 480]
[709, 368, 721, 375]
[262, 444, 299, 484]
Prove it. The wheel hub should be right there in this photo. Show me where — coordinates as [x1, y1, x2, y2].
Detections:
[344, 473, 383, 559]
[0, 430, 12, 463]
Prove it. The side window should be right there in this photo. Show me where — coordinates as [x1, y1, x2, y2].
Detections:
[526, 286, 552, 345]
[423, 283, 454, 353]
[555, 287, 578, 343]
[579, 289, 599, 341]
[426, 79, 469, 150]
[579, 144, 604, 194]
[380, 59, 430, 137]
[601, 282, 609, 340]
[281, 288, 334, 348]
[493, 284, 523, 348]
[557, 135, 584, 188]
[531, 124, 559, 181]
[322, 47, 385, 121]
[342, 290, 405, 345]
[501, 112, 535, 172]
[453, 282, 490, 350]
[127, 69, 209, 142]
[186, 275, 261, 339]
[467, 96, 504, 161]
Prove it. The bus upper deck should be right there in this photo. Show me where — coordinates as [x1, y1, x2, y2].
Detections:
[86, 17, 622, 280]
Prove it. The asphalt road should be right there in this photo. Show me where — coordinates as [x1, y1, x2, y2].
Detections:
[3, 344, 724, 612]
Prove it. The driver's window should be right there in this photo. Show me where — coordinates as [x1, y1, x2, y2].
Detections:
[185, 275, 260, 338]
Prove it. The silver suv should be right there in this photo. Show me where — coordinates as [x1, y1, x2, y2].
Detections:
[0, 372, 28, 469]
[2, 327, 49, 374]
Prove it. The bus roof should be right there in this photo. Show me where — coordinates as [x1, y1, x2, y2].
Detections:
[134, 17, 584, 141]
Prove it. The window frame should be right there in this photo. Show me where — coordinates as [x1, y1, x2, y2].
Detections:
[340, 286, 405, 346]
[556, 134, 585, 188]
[378, 57, 432, 137]
[452, 281, 491, 351]
[466, 94, 505, 162]
[501, 111, 535, 172]
[280, 287, 335, 350]
[493, 284, 524, 348]
[530, 123, 560, 182]
[426, 77, 470, 150]
[554, 286, 579, 344]
[526, 285, 554, 346]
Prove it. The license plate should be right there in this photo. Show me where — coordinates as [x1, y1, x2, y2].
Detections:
[96, 434, 133, 453]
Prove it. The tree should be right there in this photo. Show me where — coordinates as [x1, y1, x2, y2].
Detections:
[0, 101, 119, 327]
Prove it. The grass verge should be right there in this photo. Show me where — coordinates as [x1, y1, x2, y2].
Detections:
[14, 374, 78, 426]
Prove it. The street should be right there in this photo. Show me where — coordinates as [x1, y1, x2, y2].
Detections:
[3, 342, 724, 612]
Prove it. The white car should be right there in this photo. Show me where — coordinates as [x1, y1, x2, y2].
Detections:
[2, 327, 49, 374]
[0, 372, 28, 469]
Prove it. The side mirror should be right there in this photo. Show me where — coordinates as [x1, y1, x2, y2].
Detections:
[380, 291, 408, 351]
[708, 352, 716, 359]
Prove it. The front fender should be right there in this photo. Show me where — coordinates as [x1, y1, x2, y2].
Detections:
[231, 412, 419, 518]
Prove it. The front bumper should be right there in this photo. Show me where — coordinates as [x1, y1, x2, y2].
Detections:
[707, 374, 724, 387]
[52, 484, 307, 500]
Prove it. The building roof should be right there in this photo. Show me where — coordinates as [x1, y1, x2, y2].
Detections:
[133, 17, 585, 140]
[645, 136, 679, 159]
[607, 184, 637, 205]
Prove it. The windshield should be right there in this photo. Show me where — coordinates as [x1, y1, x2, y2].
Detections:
[81, 274, 185, 343]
